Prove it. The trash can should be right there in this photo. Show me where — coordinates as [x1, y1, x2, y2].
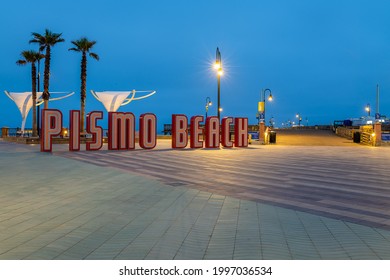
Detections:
[353, 132, 361, 143]
[1, 127, 9, 138]
[269, 131, 276, 144]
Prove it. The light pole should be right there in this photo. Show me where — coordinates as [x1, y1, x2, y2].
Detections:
[296, 113, 302, 126]
[258, 88, 273, 123]
[365, 103, 371, 116]
[376, 84, 380, 119]
[205, 97, 212, 119]
[37, 54, 41, 136]
[214, 47, 223, 120]
[258, 88, 272, 144]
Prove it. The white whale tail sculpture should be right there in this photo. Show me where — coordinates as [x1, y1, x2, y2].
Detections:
[91, 90, 156, 112]
[4, 91, 74, 135]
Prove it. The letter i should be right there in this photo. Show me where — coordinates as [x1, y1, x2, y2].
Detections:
[69, 110, 80, 151]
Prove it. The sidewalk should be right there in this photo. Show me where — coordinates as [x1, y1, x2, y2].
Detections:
[1, 140, 390, 259]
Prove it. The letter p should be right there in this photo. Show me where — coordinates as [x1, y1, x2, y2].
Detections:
[41, 109, 63, 152]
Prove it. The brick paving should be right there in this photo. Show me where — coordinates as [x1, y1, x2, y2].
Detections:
[1, 132, 390, 260]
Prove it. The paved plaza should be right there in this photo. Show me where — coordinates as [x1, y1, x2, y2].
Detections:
[1, 131, 390, 260]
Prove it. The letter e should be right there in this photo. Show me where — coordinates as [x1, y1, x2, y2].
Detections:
[190, 116, 204, 148]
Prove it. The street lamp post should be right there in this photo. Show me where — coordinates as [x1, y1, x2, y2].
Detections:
[258, 88, 272, 144]
[214, 47, 223, 120]
[365, 103, 371, 116]
[205, 97, 212, 119]
[296, 113, 302, 126]
[37, 55, 41, 136]
[259, 88, 273, 123]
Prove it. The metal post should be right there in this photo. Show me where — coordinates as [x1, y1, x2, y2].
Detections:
[205, 97, 211, 119]
[261, 88, 272, 124]
[376, 84, 380, 117]
[261, 89, 265, 123]
[217, 75, 221, 120]
[215, 47, 222, 121]
[37, 57, 41, 136]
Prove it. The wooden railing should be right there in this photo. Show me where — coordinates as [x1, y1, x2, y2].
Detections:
[335, 127, 359, 139]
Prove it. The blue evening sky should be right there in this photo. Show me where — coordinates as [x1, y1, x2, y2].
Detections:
[1, 0, 390, 130]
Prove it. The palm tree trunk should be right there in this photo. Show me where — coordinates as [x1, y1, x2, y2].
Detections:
[43, 46, 51, 109]
[80, 52, 87, 133]
[31, 63, 37, 137]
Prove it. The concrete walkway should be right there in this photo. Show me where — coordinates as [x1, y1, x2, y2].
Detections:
[274, 129, 356, 146]
[1, 139, 390, 260]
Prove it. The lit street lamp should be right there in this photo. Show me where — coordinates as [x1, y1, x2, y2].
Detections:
[214, 47, 223, 120]
[257, 88, 273, 144]
[258, 88, 273, 123]
[296, 113, 302, 126]
[205, 97, 212, 119]
[365, 103, 371, 116]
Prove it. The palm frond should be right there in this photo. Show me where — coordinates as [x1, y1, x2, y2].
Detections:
[69, 47, 81, 52]
[69, 37, 99, 56]
[89, 53, 99, 61]
[30, 29, 65, 47]
[17, 50, 43, 64]
[16, 59, 27, 66]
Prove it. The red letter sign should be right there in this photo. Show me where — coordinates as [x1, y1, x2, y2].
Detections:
[41, 109, 62, 152]
[139, 113, 157, 149]
[172, 114, 188, 148]
[108, 112, 135, 150]
[234, 117, 248, 147]
[221, 117, 234, 148]
[69, 110, 80, 151]
[190, 116, 204, 148]
[205, 117, 220, 148]
[87, 111, 103, 151]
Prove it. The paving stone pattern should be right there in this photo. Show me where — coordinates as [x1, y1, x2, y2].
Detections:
[1, 140, 390, 260]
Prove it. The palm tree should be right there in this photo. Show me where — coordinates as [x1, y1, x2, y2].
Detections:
[30, 29, 65, 109]
[69, 37, 99, 133]
[16, 50, 45, 137]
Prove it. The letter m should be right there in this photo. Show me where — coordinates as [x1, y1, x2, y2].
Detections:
[108, 112, 135, 150]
